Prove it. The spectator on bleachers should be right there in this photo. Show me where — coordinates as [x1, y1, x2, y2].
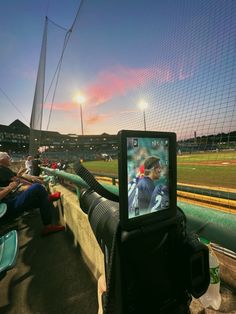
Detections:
[57, 160, 69, 171]
[31, 154, 42, 176]
[51, 161, 58, 169]
[25, 155, 33, 175]
[61, 161, 69, 171]
[0, 152, 64, 236]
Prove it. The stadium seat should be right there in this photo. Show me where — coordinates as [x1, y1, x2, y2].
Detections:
[0, 202, 7, 218]
[0, 230, 18, 278]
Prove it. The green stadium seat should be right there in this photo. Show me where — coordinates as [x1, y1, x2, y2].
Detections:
[0, 230, 18, 277]
[0, 203, 7, 218]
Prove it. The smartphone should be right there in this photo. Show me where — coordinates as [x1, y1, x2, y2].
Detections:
[11, 183, 24, 193]
[118, 130, 177, 230]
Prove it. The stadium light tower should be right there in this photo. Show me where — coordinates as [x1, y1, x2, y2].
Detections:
[75, 95, 86, 135]
[138, 100, 148, 131]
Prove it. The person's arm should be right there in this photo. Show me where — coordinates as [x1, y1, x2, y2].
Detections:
[19, 173, 44, 184]
[17, 167, 27, 177]
[14, 166, 43, 184]
[0, 182, 18, 201]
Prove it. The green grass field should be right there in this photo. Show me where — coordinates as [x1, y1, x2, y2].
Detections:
[83, 160, 118, 175]
[83, 150, 236, 189]
[177, 164, 236, 188]
[177, 150, 236, 162]
[177, 151, 236, 188]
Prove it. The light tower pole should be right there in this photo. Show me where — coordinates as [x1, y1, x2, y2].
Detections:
[139, 100, 148, 131]
[76, 95, 86, 135]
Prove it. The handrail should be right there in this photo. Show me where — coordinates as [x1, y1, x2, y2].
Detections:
[41, 167, 119, 196]
[66, 168, 236, 200]
[178, 201, 236, 252]
[41, 166, 236, 252]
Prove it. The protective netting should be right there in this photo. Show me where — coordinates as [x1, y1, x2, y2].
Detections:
[30, 1, 236, 208]
[44, 0, 236, 140]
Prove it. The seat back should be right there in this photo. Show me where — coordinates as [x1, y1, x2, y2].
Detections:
[0, 230, 18, 277]
[0, 202, 7, 218]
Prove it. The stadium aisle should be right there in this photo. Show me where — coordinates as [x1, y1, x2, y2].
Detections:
[0, 208, 235, 313]
[0, 210, 98, 314]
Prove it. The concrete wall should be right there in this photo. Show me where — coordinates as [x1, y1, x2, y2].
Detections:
[50, 183, 236, 291]
[46, 182, 236, 314]
[51, 183, 105, 281]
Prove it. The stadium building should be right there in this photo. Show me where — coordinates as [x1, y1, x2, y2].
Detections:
[0, 119, 118, 161]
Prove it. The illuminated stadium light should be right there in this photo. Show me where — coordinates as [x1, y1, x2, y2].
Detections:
[139, 100, 148, 111]
[75, 95, 86, 104]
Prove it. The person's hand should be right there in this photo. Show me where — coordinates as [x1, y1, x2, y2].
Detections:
[8, 181, 19, 190]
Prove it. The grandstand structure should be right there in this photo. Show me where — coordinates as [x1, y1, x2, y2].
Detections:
[1, 119, 235, 161]
[178, 131, 236, 153]
[0, 119, 118, 161]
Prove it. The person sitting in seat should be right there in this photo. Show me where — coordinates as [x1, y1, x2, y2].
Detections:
[31, 154, 42, 176]
[0, 152, 64, 236]
[25, 155, 33, 175]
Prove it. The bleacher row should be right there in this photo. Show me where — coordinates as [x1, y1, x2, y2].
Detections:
[0, 202, 19, 280]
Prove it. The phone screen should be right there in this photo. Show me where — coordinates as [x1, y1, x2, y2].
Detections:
[127, 137, 170, 219]
[118, 130, 176, 230]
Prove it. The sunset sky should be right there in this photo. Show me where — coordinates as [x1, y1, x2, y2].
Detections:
[1, 0, 235, 138]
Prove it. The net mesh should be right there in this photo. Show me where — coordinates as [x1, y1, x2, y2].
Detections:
[30, 1, 236, 210]
[43, 1, 236, 138]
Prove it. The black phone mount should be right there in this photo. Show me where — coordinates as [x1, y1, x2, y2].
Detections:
[74, 162, 210, 314]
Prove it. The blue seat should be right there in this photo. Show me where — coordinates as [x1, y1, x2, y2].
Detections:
[0, 230, 18, 277]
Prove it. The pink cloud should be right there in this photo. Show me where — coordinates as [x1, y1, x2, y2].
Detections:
[43, 63, 193, 116]
[44, 101, 75, 111]
[85, 113, 111, 125]
[85, 65, 174, 107]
